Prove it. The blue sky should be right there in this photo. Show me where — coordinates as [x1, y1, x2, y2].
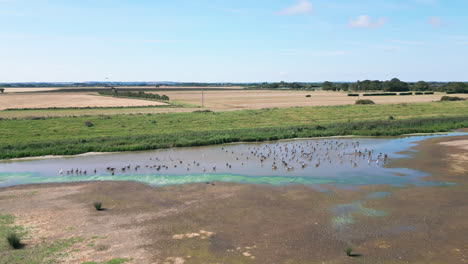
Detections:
[1, 0, 467, 82]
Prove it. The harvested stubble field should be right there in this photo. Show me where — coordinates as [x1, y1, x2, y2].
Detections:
[156, 90, 464, 110]
[2, 90, 466, 119]
[0, 93, 168, 110]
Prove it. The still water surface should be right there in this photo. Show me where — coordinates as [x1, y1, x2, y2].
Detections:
[0, 133, 465, 188]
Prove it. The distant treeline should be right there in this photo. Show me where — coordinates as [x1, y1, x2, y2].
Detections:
[320, 79, 468, 93]
[1, 80, 467, 93]
[98, 90, 170, 101]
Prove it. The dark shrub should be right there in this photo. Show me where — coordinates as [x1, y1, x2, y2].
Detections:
[362, 93, 397, 96]
[441, 96, 466, 101]
[347, 94, 359, 97]
[399, 92, 413, 95]
[7, 232, 21, 249]
[424, 92, 434, 95]
[355, 99, 375, 105]
[94, 202, 103, 211]
[415, 92, 423, 95]
[84, 121, 94, 127]
[305, 95, 311, 98]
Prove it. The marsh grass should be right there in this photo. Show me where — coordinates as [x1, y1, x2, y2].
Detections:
[0, 101, 467, 159]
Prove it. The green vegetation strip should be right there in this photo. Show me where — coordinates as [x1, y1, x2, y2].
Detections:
[0, 101, 467, 159]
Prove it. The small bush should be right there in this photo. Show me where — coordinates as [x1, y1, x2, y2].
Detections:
[7, 232, 22, 249]
[389, 115, 394, 120]
[362, 93, 397, 96]
[347, 94, 359, 97]
[441, 96, 466, 101]
[84, 121, 94, 127]
[415, 92, 423, 95]
[305, 95, 311, 98]
[193, 110, 213, 113]
[94, 202, 103, 211]
[424, 92, 434, 95]
[345, 246, 353, 256]
[355, 99, 375, 105]
[399, 92, 413, 96]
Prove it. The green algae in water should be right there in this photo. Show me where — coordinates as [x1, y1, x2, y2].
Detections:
[366, 191, 391, 199]
[330, 201, 387, 228]
[331, 215, 355, 229]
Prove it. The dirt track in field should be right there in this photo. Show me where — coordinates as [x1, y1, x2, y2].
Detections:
[0, 93, 167, 110]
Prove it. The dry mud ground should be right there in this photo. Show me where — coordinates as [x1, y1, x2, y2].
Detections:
[0, 93, 167, 110]
[0, 135, 467, 263]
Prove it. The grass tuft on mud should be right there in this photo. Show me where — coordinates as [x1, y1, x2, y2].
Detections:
[0, 214, 83, 264]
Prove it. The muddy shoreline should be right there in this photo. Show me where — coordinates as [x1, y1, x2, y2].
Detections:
[1, 134, 467, 263]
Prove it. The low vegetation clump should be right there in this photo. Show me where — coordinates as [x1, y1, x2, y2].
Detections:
[424, 92, 434, 95]
[94, 202, 103, 211]
[305, 95, 311, 98]
[441, 96, 466, 101]
[347, 93, 359, 97]
[345, 246, 353, 256]
[98, 90, 169, 101]
[355, 99, 375, 105]
[193, 109, 214, 113]
[362, 93, 397, 96]
[399, 92, 413, 95]
[84, 120, 94, 127]
[7, 232, 22, 249]
[415, 92, 423, 95]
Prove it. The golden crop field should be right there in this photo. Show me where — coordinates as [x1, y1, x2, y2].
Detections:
[156, 90, 462, 110]
[0, 92, 168, 110]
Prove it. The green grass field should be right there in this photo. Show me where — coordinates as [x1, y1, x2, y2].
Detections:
[0, 101, 467, 159]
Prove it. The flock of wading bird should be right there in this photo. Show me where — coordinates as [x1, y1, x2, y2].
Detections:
[58, 140, 390, 176]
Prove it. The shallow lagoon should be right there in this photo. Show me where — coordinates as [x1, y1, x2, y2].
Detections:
[0, 132, 466, 188]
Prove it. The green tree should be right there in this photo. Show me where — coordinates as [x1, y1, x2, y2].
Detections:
[383, 78, 409, 92]
[338, 83, 349, 91]
[0, 88, 4, 93]
[322, 81, 334, 91]
[414, 81, 430, 91]
[443, 82, 467, 93]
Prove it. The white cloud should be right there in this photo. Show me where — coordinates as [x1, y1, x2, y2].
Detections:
[280, 0, 313, 15]
[428, 16, 441, 27]
[348, 15, 387, 28]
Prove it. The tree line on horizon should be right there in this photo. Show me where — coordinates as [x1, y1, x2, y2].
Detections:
[258, 79, 468, 93]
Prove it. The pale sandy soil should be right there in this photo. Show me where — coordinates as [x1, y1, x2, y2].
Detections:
[154, 90, 465, 110]
[0, 93, 167, 110]
[3, 87, 63, 93]
[440, 140, 468, 174]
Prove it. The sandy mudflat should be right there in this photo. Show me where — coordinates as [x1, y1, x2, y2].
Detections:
[440, 139, 468, 151]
